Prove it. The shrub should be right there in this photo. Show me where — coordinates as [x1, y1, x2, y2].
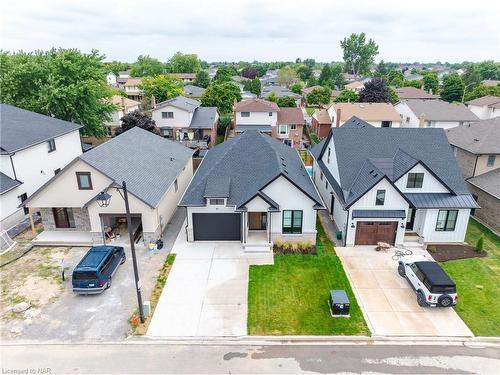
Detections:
[476, 235, 484, 252]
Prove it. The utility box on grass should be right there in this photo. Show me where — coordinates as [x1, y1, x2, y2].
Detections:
[329, 290, 350, 317]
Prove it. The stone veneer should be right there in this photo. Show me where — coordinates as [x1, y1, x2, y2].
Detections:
[38, 207, 91, 231]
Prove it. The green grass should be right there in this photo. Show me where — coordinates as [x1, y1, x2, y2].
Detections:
[305, 107, 315, 115]
[216, 134, 225, 145]
[248, 217, 369, 336]
[440, 218, 500, 336]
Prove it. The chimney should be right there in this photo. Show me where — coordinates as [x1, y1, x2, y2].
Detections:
[418, 113, 425, 128]
[151, 95, 156, 109]
[335, 107, 341, 128]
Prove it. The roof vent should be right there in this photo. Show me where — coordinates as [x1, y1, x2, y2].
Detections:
[473, 138, 479, 142]
[282, 163, 287, 167]
[284, 169, 288, 174]
[170, 157, 175, 161]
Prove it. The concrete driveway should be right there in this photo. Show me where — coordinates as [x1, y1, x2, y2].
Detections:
[336, 246, 473, 337]
[147, 225, 273, 337]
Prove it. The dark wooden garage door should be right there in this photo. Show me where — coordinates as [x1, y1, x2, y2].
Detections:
[355, 221, 397, 245]
[192, 213, 241, 241]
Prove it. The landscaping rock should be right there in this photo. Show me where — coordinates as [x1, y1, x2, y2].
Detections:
[12, 302, 30, 313]
[24, 308, 41, 319]
[10, 326, 23, 335]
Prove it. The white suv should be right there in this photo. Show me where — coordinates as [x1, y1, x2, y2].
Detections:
[398, 255, 458, 307]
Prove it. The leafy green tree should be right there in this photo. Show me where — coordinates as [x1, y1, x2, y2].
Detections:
[0, 48, 115, 137]
[464, 84, 500, 101]
[277, 66, 298, 87]
[193, 70, 210, 88]
[213, 65, 236, 82]
[296, 65, 312, 81]
[461, 64, 482, 101]
[277, 96, 297, 107]
[169, 52, 201, 73]
[423, 72, 439, 94]
[306, 76, 318, 87]
[200, 82, 241, 113]
[330, 63, 346, 89]
[266, 92, 279, 103]
[404, 80, 423, 89]
[389, 87, 400, 104]
[318, 64, 332, 87]
[105, 61, 131, 75]
[306, 87, 332, 105]
[441, 73, 464, 102]
[243, 78, 261, 96]
[334, 89, 359, 103]
[340, 32, 379, 76]
[375, 60, 389, 78]
[476, 60, 500, 80]
[303, 58, 316, 68]
[291, 82, 304, 94]
[359, 78, 390, 102]
[130, 55, 164, 77]
[139, 74, 184, 103]
[116, 111, 160, 136]
[241, 67, 258, 79]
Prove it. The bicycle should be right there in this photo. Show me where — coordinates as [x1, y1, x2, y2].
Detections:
[391, 248, 413, 260]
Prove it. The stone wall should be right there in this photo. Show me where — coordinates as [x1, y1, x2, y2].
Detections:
[38, 207, 91, 231]
[467, 183, 500, 233]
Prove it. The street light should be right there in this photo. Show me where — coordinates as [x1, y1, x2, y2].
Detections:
[96, 182, 145, 323]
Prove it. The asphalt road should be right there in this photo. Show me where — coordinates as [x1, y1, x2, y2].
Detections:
[2, 342, 499, 374]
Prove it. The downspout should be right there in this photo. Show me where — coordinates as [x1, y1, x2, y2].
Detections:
[9, 153, 17, 180]
[184, 207, 189, 240]
[472, 155, 479, 178]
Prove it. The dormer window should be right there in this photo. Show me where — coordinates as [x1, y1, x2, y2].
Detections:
[209, 198, 224, 205]
[407, 173, 424, 188]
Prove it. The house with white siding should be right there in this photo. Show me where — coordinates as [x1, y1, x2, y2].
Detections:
[465, 95, 500, 120]
[311, 117, 478, 247]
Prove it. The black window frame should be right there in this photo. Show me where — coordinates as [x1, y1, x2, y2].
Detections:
[381, 121, 392, 128]
[375, 189, 385, 206]
[47, 139, 56, 153]
[282, 210, 303, 234]
[407, 173, 424, 188]
[54, 168, 61, 175]
[268, 112, 273, 117]
[76, 172, 93, 190]
[209, 198, 225, 205]
[435, 210, 458, 231]
[487, 155, 496, 167]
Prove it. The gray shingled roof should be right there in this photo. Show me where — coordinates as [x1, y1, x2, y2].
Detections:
[183, 85, 206, 98]
[0, 103, 82, 154]
[79, 127, 193, 208]
[467, 169, 500, 199]
[189, 107, 218, 129]
[155, 96, 200, 112]
[404, 99, 479, 122]
[0, 172, 22, 194]
[446, 118, 500, 154]
[179, 131, 322, 208]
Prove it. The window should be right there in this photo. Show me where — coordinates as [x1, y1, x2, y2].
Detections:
[290, 124, 297, 130]
[320, 171, 323, 181]
[106, 127, 113, 137]
[375, 189, 385, 206]
[76, 172, 92, 190]
[47, 139, 56, 153]
[209, 198, 224, 205]
[325, 180, 328, 189]
[406, 116, 410, 123]
[327, 147, 331, 163]
[406, 173, 424, 188]
[268, 112, 273, 117]
[278, 125, 288, 135]
[282, 210, 302, 234]
[54, 168, 61, 175]
[174, 179, 178, 192]
[161, 112, 174, 119]
[426, 121, 434, 128]
[241, 112, 250, 117]
[162, 128, 172, 138]
[381, 121, 392, 128]
[487, 155, 496, 167]
[52, 208, 75, 228]
[283, 139, 292, 147]
[435, 210, 458, 231]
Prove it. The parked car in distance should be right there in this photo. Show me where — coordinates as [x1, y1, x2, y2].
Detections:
[72, 246, 126, 294]
[398, 255, 457, 307]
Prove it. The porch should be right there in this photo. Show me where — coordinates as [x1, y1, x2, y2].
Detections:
[31, 230, 93, 247]
[243, 211, 273, 252]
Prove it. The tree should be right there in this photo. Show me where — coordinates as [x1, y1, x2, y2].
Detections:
[306, 76, 318, 87]
[116, 111, 160, 136]
[130, 55, 164, 77]
[404, 80, 423, 89]
[303, 58, 316, 68]
[461, 64, 482, 101]
[169, 52, 201, 73]
[334, 89, 359, 103]
[389, 87, 400, 104]
[306, 87, 332, 105]
[291, 82, 304, 94]
[296, 65, 312, 81]
[358, 78, 390, 102]
[388, 70, 404, 87]
[105, 61, 131, 75]
[476, 60, 500, 80]
[375, 60, 389, 78]
[0, 48, 115, 137]
[441, 73, 464, 102]
[340, 32, 379, 76]
[277, 96, 297, 107]
[193, 70, 210, 88]
[318, 64, 332, 87]
[330, 63, 346, 89]
[241, 67, 258, 79]
[139, 74, 184, 103]
[266, 92, 278, 103]
[423, 72, 439, 94]
[213, 65, 236, 82]
[200, 82, 241, 113]
[243, 78, 261, 96]
[277, 66, 298, 87]
[464, 84, 500, 102]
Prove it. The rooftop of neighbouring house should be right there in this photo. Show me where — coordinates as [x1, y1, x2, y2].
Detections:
[233, 98, 279, 112]
[277, 107, 304, 125]
[403, 99, 479, 122]
[446, 117, 500, 154]
[396, 87, 439, 100]
[468, 168, 500, 199]
[465, 95, 500, 108]
[329, 102, 401, 122]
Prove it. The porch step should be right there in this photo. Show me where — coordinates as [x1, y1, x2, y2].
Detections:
[243, 243, 273, 253]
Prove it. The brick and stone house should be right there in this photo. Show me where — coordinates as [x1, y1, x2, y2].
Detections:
[311, 108, 332, 139]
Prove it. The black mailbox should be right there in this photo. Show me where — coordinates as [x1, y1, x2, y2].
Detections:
[329, 290, 350, 316]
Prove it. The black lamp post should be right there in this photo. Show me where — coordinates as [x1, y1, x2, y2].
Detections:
[96, 181, 145, 323]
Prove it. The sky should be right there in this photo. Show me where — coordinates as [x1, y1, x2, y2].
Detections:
[2, 0, 499, 63]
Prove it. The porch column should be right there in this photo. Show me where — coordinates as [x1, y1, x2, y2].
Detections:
[28, 207, 35, 236]
[268, 211, 272, 243]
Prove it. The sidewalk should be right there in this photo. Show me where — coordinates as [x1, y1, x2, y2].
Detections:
[318, 210, 343, 247]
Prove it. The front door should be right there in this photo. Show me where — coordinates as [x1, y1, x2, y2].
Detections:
[406, 208, 416, 230]
[248, 212, 267, 230]
[19, 193, 28, 214]
[52, 208, 74, 228]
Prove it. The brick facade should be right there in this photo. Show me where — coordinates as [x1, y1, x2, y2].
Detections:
[467, 183, 500, 232]
[454, 147, 477, 179]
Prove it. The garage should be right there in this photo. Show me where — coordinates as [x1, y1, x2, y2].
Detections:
[355, 221, 398, 245]
[192, 213, 241, 241]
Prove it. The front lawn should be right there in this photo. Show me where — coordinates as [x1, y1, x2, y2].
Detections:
[305, 107, 315, 116]
[440, 218, 500, 336]
[247, 218, 369, 336]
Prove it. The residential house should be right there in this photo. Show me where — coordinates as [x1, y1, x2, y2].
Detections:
[311, 117, 478, 246]
[23, 127, 194, 246]
[183, 85, 206, 100]
[151, 96, 219, 149]
[344, 81, 364, 93]
[179, 130, 323, 251]
[396, 87, 439, 100]
[106, 73, 118, 87]
[171, 73, 196, 83]
[105, 96, 141, 136]
[117, 71, 130, 89]
[403, 73, 424, 81]
[327, 102, 401, 128]
[0, 104, 83, 230]
[465, 95, 500, 120]
[396, 99, 478, 129]
[124, 78, 143, 101]
[482, 80, 500, 87]
[233, 99, 305, 149]
[261, 84, 303, 107]
[311, 108, 332, 139]
[446, 118, 500, 231]
[241, 91, 258, 100]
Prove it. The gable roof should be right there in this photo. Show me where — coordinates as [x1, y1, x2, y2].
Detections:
[124, 78, 142, 86]
[234, 98, 279, 112]
[446, 118, 500, 154]
[189, 107, 218, 129]
[171, 73, 196, 80]
[468, 168, 500, 199]
[179, 131, 322, 209]
[313, 126, 473, 208]
[0, 103, 82, 154]
[465, 95, 500, 108]
[396, 87, 439, 100]
[344, 81, 364, 89]
[312, 108, 331, 124]
[155, 96, 200, 112]
[79, 127, 193, 208]
[329, 102, 400, 122]
[110, 96, 140, 110]
[0, 172, 22, 195]
[261, 85, 302, 99]
[183, 85, 206, 98]
[403, 99, 479, 122]
[277, 108, 304, 125]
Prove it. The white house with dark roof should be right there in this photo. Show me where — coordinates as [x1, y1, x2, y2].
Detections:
[311, 117, 478, 246]
[23, 127, 194, 247]
[179, 130, 323, 251]
[151, 96, 219, 149]
[0, 104, 83, 230]
[465, 95, 500, 120]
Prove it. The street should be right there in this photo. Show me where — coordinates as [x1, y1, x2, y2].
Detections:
[2, 342, 499, 374]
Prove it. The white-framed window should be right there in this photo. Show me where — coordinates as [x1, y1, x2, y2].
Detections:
[278, 125, 288, 135]
[209, 198, 225, 205]
[406, 173, 424, 188]
[426, 121, 435, 128]
[487, 155, 496, 167]
[241, 112, 250, 117]
[162, 112, 174, 119]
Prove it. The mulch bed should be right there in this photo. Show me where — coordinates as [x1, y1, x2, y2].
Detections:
[273, 245, 317, 255]
[427, 243, 487, 262]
